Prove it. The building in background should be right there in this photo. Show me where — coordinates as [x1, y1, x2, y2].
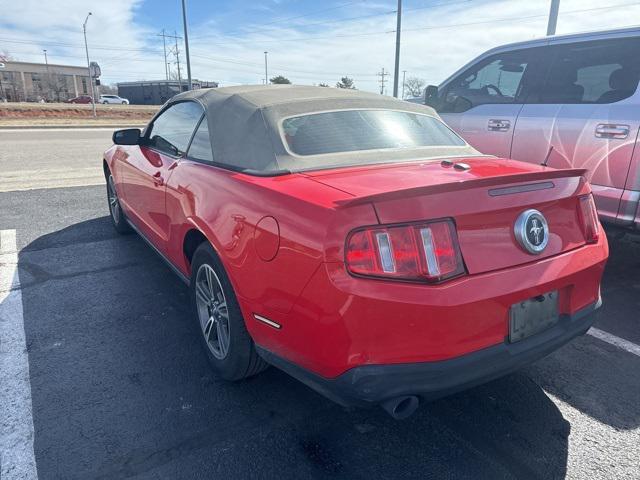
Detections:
[0, 61, 91, 102]
[117, 79, 219, 105]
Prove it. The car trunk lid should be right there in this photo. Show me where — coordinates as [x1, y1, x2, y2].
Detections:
[305, 157, 590, 275]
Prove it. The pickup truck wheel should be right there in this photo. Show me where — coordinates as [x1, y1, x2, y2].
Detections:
[106, 173, 131, 234]
[190, 242, 268, 380]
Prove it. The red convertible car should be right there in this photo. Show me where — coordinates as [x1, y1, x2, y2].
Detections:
[104, 85, 608, 419]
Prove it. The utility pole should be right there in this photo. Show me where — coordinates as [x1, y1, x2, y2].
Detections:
[547, 0, 560, 36]
[160, 31, 183, 86]
[378, 68, 389, 95]
[82, 12, 96, 117]
[158, 29, 169, 80]
[264, 51, 268, 85]
[174, 31, 183, 91]
[392, 0, 402, 98]
[181, 0, 192, 90]
[401, 70, 406, 99]
[43, 50, 49, 68]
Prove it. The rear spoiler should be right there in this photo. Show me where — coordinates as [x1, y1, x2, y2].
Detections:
[334, 168, 588, 208]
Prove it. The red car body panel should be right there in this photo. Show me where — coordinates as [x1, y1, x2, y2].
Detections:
[105, 142, 608, 380]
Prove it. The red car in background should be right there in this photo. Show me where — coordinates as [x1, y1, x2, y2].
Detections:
[103, 85, 608, 419]
[66, 95, 93, 104]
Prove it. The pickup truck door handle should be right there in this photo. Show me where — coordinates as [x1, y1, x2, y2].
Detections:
[152, 171, 164, 186]
[595, 124, 630, 139]
[488, 119, 511, 132]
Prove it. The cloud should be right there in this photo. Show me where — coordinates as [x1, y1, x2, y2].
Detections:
[2, 0, 639, 93]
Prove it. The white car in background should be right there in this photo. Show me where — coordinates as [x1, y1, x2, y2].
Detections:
[100, 94, 129, 104]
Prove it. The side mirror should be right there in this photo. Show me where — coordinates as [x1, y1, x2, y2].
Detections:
[424, 85, 439, 107]
[113, 128, 141, 145]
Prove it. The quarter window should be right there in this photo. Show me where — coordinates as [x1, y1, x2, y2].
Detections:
[537, 38, 640, 104]
[187, 118, 214, 163]
[146, 101, 203, 156]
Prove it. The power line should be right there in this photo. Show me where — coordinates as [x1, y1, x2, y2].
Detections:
[199, 0, 478, 40]
[403, 0, 477, 13]
[2, 1, 639, 53]
[167, 1, 640, 46]
[190, 52, 378, 77]
[5, 0, 639, 84]
[402, 2, 640, 33]
[193, 9, 397, 40]
[5, 1, 636, 55]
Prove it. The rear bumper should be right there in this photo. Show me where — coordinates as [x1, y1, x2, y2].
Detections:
[592, 184, 640, 229]
[257, 298, 600, 407]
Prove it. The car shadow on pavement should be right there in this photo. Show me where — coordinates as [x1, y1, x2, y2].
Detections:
[14, 217, 634, 479]
[523, 233, 640, 432]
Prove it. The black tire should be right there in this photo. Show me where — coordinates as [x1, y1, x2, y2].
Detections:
[106, 171, 131, 234]
[190, 242, 268, 381]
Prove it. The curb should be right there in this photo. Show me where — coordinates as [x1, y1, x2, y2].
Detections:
[0, 124, 146, 130]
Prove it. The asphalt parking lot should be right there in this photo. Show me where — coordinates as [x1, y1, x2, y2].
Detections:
[1, 130, 639, 479]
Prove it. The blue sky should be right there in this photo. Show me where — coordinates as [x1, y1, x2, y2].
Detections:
[2, 0, 640, 93]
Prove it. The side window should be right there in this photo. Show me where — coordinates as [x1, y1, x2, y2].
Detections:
[439, 48, 540, 113]
[146, 101, 203, 156]
[187, 118, 214, 163]
[538, 38, 640, 104]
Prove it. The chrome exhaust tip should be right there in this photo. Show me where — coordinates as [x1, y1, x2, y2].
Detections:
[381, 395, 420, 420]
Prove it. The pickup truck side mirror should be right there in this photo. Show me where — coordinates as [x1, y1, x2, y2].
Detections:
[424, 85, 439, 107]
[113, 128, 141, 145]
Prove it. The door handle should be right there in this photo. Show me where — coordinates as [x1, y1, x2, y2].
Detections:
[488, 119, 511, 132]
[152, 171, 164, 186]
[595, 124, 630, 139]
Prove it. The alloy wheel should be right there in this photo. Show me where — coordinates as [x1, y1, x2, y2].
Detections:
[107, 175, 120, 224]
[195, 264, 231, 360]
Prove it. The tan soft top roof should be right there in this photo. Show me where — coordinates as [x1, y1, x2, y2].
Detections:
[171, 85, 478, 174]
[176, 84, 420, 108]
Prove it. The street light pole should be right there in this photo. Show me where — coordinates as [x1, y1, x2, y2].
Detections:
[181, 0, 192, 90]
[264, 51, 268, 85]
[392, 0, 402, 98]
[0, 62, 5, 101]
[82, 12, 96, 117]
[547, 0, 560, 36]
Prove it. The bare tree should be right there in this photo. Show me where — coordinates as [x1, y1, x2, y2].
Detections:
[0, 50, 16, 62]
[98, 83, 118, 95]
[403, 76, 426, 98]
[43, 74, 71, 102]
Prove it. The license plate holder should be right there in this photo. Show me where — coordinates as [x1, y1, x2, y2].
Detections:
[509, 291, 559, 343]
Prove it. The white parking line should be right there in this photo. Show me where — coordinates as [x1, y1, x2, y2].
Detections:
[0, 230, 38, 479]
[588, 327, 640, 358]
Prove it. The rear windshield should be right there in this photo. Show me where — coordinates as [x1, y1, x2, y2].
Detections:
[281, 109, 466, 156]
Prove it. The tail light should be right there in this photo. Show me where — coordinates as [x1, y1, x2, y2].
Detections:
[577, 194, 600, 244]
[345, 219, 466, 283]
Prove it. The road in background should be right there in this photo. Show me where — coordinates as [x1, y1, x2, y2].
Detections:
[0, 131, 639, 479]
[0, 129, 114, 192]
